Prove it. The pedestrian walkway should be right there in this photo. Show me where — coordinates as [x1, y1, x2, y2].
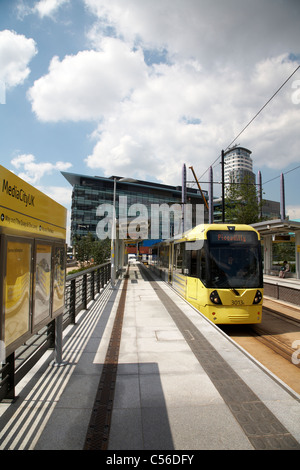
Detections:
[1, 264, 300, 450]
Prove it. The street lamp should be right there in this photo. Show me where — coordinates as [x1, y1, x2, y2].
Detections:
[111, 177, 137, 287]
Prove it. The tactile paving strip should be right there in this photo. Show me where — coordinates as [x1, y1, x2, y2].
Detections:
[142, 266, 300, 450]
[83, 270, 129, 450]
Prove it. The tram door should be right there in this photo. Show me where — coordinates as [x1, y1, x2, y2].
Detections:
[187, 250, 198, 300]
[168, 244, 173, 283]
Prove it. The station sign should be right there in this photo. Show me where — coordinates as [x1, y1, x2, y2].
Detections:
[0, 165, 67, 356]
[0, 165, 66, 239]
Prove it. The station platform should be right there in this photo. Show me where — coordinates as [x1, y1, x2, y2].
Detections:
[264, 274, 300, 290]
[1, 264, 300, 451]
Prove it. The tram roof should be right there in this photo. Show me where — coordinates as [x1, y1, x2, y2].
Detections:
[156, 224, 259, 245]
[185, 223, 258, 241]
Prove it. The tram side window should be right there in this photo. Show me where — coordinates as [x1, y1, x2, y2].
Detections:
[159, 246, 169, 268]
[190, 250, 198, 277]
[185, 246, 206, 281]
[175, 243, 184, 273]
[199, 247, 207, 286]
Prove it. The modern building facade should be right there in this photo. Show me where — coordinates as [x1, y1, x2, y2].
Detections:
[224, 145, 255, 187]
[261, 199, 280, 220]
[62, 172, 208, 244]
[213, 145, 280, 222]
[213, 197, 280, 223]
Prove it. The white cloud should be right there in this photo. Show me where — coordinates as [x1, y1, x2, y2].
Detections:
[85, 59, 220, 182]
[38, 185, 72, 206]
[85, 54, 300, 184]
[84, 0, 300, 68]
[26, 0, 300, 187]
[33, 0, 70, 18]
[287, 205, 300, 221]
[11, 154, 72, 185]
[0, 30, 37, 88]
[27, 38, 147, 121]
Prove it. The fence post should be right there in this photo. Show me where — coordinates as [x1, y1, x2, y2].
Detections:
[70, 278, 76, 323]
[97, 268, 100, 293]
[91, 270, 95, 300]
[83, 274, 87, 310]
[5, 352, 16, 401]
[106, 264, 110, 285]
[100, 267, 104, 290]
[52, 314, 67, 367]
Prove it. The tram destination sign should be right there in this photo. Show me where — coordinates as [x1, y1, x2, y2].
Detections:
[208, 230, 258, 245]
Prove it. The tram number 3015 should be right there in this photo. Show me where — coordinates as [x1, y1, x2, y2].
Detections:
[232, 300, 244, 306]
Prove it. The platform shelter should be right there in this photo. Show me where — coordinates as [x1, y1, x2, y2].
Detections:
[252, 219, 300, 279]
[0, 165, 67, 362]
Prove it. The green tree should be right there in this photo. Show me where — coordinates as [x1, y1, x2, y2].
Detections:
[74, 233, 110, 266]
[75, 232, 94, 266]
[225, 173, 262, 224]
[93, 238, 111, 265]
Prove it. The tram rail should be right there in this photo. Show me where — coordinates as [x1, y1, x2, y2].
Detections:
[253, 304, 300, 364]
[251, 323, 300, 369]
[221, 303, 300, 394]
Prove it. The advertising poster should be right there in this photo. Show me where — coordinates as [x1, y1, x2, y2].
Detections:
[33, 244, 52, 326]
[5, 241, 31, 347]
[53, 246, 65, 314]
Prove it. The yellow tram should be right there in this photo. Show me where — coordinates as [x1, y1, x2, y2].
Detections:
[150, 224, 263, 324]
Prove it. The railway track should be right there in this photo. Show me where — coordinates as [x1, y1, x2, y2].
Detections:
[251, 308, 300, 365]
[221, 305, 300, 395]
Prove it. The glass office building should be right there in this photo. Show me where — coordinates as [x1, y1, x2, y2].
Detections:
[62, 172, 208, 243]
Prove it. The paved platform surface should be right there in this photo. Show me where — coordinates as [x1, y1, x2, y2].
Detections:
[1, 264, 300, 450]
[264, 274, 300, 289]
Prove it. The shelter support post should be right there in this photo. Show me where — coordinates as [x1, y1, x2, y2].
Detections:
[296, 231, 300, 280]
[263, 235, 272, 275]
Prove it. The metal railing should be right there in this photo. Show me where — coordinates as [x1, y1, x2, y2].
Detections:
[0, 262, 111, 402]
[264, 280, 300, 306]
[63, 262, 110, 327]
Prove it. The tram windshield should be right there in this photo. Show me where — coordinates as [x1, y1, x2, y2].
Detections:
[206, 230, 262, 288]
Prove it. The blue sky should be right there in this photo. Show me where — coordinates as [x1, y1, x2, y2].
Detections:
[1, 0, 300, 244]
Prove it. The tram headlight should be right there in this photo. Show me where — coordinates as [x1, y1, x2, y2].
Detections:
[253, 290, 262, 304]
[210, 290, 222, 305]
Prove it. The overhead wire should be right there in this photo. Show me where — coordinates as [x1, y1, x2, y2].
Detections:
[196, 63, 300, 182]
[263, 164, 300, 185]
